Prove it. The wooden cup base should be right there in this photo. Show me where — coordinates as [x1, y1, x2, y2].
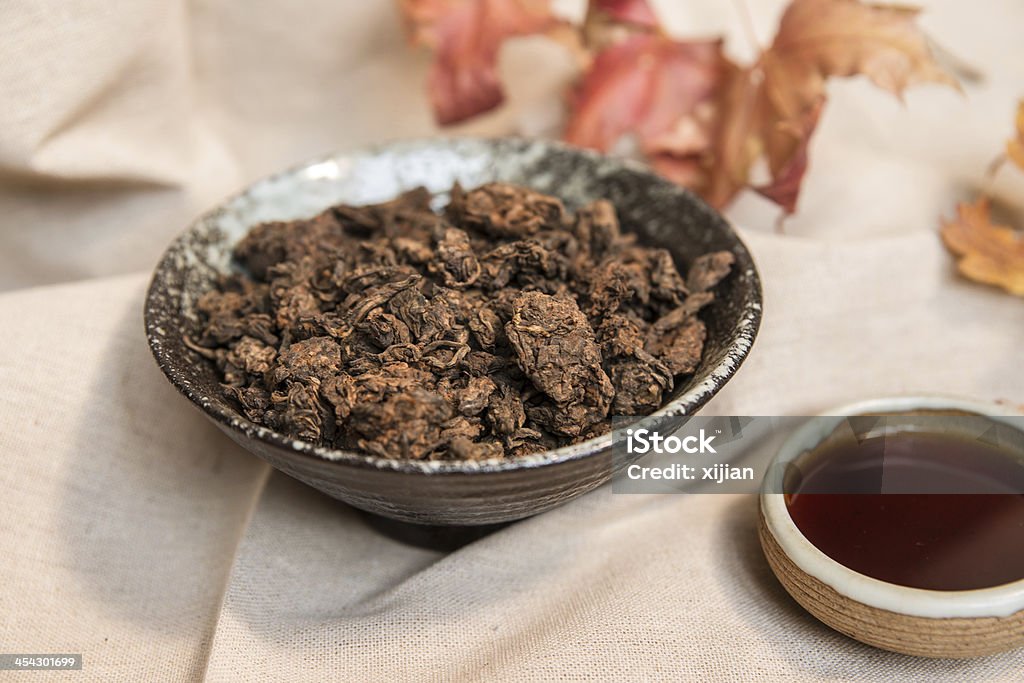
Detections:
[759, 510, 1024, 659]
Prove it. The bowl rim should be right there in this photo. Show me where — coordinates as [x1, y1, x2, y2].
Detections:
[144, 136, 763, 475]
[760, 395, 1024, 619]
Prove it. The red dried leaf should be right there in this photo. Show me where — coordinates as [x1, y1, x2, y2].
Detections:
[400, 0, 560, 125]
[564, 34, 728, 157]
[582, 0, 660, 53]
[753, 100, 822, 213]
[400, 0, 957, 215]
[588, 0, 659, 29]
[565, 0, 956, 215]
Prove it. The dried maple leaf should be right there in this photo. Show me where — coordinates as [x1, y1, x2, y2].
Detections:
[400, 0, 560, 125]
[703, 0, 957, 212]
[1007, 101, 1024, 172]
[566, 0, 731, 191]
[402, 0, 956, 215]
[582, 0, 659, 52]
[941, 198, 1024, 297]
[565, 0, 956, 214]
[763, 0, 957, 117]
[564, 34, 728, 157]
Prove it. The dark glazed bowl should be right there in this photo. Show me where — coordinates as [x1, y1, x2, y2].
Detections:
[145, 138, 762, 525]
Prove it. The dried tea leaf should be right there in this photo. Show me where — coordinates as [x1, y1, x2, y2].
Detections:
[687, 251, 737, 293]
[645, 306, 708, 376]
[941, 198, 1024, 297]
[447, 182, 565, 237]
[399, 0, 561, 125]
[505, 291, 614, 436]
[352, 388, 454, 459]
[194, 183, 733, 459]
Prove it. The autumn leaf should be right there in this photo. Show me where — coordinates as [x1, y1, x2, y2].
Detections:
[399, 0, 561, 125]
[564, 34, 728, 156]
[940, 100, 1024, 298]
[1007, 101, 1024, 172]
[762, 0, 957, 118]
[565, 0, 732, 192]
[582, 0, 659, 52]
[703, 0, 957, 212]
[588, 0, 658, 27]
[941, 198, 1024, 297]
[667, 59, 756, 208]
[753, 100, 823, 212]
[564, 0, 956, 214]
[402, 0, 957, 215]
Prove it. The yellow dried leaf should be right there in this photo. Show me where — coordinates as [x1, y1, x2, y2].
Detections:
[765, 0, 958, 118]
[1007, 101, 1024, 173]
[941, 198, 1024, 297]
[701, 0, 957, 213]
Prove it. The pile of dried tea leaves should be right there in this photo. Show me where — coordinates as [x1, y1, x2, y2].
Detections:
[187, 183, 734, 460]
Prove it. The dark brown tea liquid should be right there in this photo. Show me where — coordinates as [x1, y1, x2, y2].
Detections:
[786, 432, 1024, 591]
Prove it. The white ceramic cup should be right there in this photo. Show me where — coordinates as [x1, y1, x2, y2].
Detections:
[759, 396, 1024, 658]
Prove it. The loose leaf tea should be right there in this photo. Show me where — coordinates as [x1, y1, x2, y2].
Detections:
[188, 183, 734, 460]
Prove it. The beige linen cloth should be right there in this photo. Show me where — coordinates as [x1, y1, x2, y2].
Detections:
[2, 0, 1024, 680]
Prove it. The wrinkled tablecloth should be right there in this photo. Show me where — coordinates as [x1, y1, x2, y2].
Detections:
[2, 1, 1024, 680]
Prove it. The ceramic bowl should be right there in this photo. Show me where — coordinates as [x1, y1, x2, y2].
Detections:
[145, 137, 762, 525]
[760, 396, 1024, 658]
